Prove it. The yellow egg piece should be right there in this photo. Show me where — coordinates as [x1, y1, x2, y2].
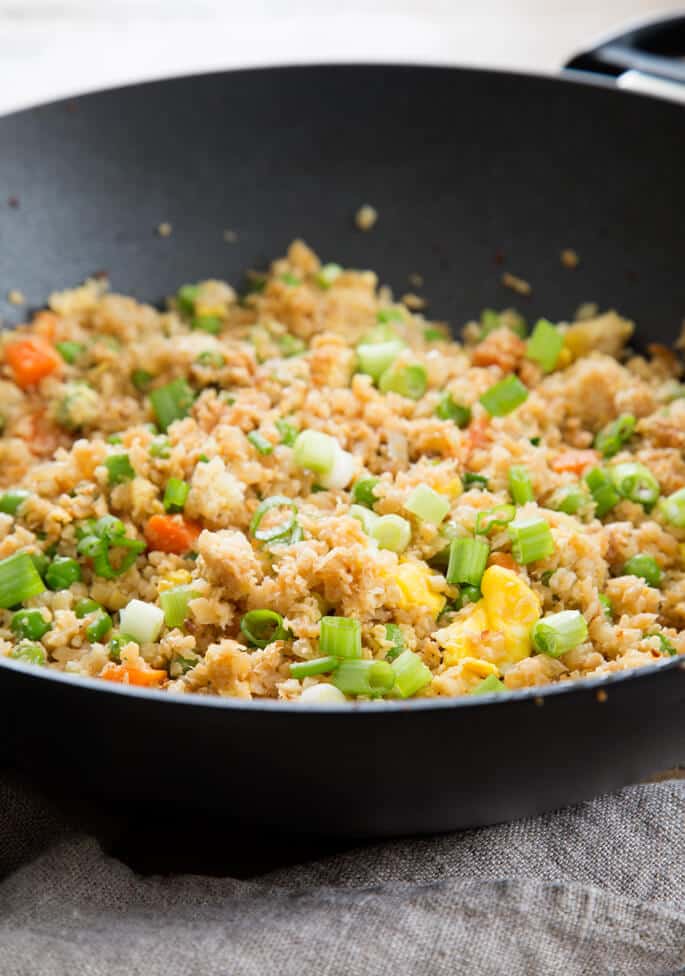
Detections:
[157, 568, 193, 593]
[434, 605, 489, 666]
[480, 565, 542, 663]
[395, 561, 446, 617]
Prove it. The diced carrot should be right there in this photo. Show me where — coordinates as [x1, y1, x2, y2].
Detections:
[32, 310, 59, 342]
[487, 552, 519, 572]
[550, 449, 599, 475]
[101, 662, 167, 687]
[4, 337, 61, 388]
[144, 514, 201, 554]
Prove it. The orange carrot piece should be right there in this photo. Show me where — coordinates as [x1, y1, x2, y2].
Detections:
[144, 514, 201, 555]
[101, 663, 167, 687]
[4, 337, 61, 388]
[487, 552, 519, 572]
[550, 449, 599, 475]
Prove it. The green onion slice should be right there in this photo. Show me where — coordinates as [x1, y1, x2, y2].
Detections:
[249, 496, 299, 544]
[479, 375, 528, 416]
[508, 517, 554, 564]
[532, 610, 588, 657]
[0, 552, 46, 609]
[447, 537, 489, 587]
[594, 414, 636, 458]
[525, 319, 563, 373]
[332, 659, 395, 697]
[475, 504, 516, 535]
[290, 656, 339, 678]
[508, 465, 534, 505]
[240, 609, 290, 648]
[319, 616, 361, 659]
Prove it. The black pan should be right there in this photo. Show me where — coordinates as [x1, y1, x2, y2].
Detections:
[1, 27, 685, 836]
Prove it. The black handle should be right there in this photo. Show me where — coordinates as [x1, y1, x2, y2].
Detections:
[565, 14, 685, 86]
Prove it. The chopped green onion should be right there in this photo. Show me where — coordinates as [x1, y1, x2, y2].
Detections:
[76, 518, 146, 579]
[280, 272, 301, 286]
[249, 495, 299, 544]
[384, 623, 405, 662]
[240, 609, 289, 648]
[623, 553, 661, 588]
[378, 363, 428, 400]
[105, 453, 135, 485]
[290, 656, 339, 678]
[463, 472, 489, 491]
[86, 612, 113, 642]
[352, 477, 380, 509]
[11, 608, 51, 640]
[119, 599, 164, 644]
[131, 369, 153, 391]
[332, 659, 395, 697]
[275, 418, 298, 446]
[10, 643, 46, 666]
[163, 477, 190, 513]
[356, 339, 405, 382]
[107, 434, 123, 445]
[293, 430, 336, 475]
[191, 314, 222, 335]
[455, 584, 482, 609]
[149, 435, 171, 459]
[598, 593, 613, 620]
[171, 653, 200, 675]
[479, 375, 528, 417]
[390, 649, 432, 699]
[45, 556, 81, 591]
[349, 504, 379, 535]
[195, 351, 225, 368]
[585, 467, 620, 518]
[377, 308, 404, 324]
[475, 504, 516, 535]
[149, 378, 194, 432]
[480, 308, 527, 338]
[435, 392, 471, 428]
[594, 414, 636, 458]
[550, 484, 587, 515]
[470, 674, 506, 695]
[0, 489, 31, 516]
[75, 598, 101, 618]
[659, 487, 685, 528]
[278, 333, 306, 357]
[480, 309, 501, 336]
[424, 327, 446, 342]
[176, 284, 199, 317]
[647, 632, 677, 657]
[508, 517, 554, 564]
[611, 462, 660, 508]
[530, 436, 541, 446]
[319, 616, 361, 659]
[315, 263, 342, 289]
[447, 537, 489, 587]
[525, 319, 563, 373]
[363, 322, 398, 344]
[160, 585, 197, 629]
[56, 340, 85, 364]
[371, 514, 411, 552]
[532, 610, 588, 657]
[247, 431, 274, 456]
[508, 465, 534, 505]
[0, 552, 46, 609]
[405, 485, 450, 526]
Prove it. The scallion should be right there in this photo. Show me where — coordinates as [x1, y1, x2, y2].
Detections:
[131, 369, 153, 391]
[0, 490, 30, 516]
[119, 599, 164, 644]
[160, 585, 197, 629]
[623, 553, 661, 588]
[611, 462, 660, 508]
[384, 623, 405, 662]
[446, 537, 489, 587]
[352, 477, 380, 509]
[532, 610, 588, 657]
[293, 430, 336, 475]
[594, 414, 636, 458]
[315, 263, 342, 289]
[659, 487, 685, 528]
[550, 484, 587, 515]
[390, 649, 432, 699]
[240, 609, 289, 648]
[598, 593, 613, 620]
[463, 472, 489, 491]
[378, 363, 428, 400]
[647, 632, 677, 657]
[56, 341, 85, 365]
[332, 659, 395, 697]
[585, 467, 620, 518]
[280, 272, 301, 286]
[105, 454, 135, 485]
[508, 517, 554, 564]
[149, 378, 194, 432]
[470, 674, 506, 695]
[195, 350, 225, 368]
[275, 418, 298, 446]
[289, 656, 339, 678]
[149, 435, 172, 459]
[475, 504, 516, 535]
[191, 314, 222, 335]
[249, 496, 299, 544]
[479, 375, 528, 416]
[356, 339, 405, 382]
[319, 616, 361, 659]
[405, 485, 450, 526]
[377, 308, 404, 325]
[0, 552, 46, 609]
[435, 392, 471, 428]
[370, 514, 411, 552]
[247, 431, 274, 456]
[176, 284, 199, 317]
[525, 319, 563, 373]
[349, 504, 379, 535]
[163, 478, 190, 513]
[508, 465, 534, 505]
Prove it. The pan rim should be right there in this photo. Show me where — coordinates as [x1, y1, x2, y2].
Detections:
[1, 62, 682, 715]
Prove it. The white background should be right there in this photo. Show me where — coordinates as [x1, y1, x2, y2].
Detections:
[0, 0, 674, 115]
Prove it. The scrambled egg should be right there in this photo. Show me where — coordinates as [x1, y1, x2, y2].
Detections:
[434, 565, 541, 669]
[157, 569, 193, 593]
[395, 561, 446, 617]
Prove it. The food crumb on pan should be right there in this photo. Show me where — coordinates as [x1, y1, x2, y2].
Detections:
[501, 272, 532, 296]
[596, 689, 608, 703]
[223, 229, 238, 243]
[7, 196, 19, 209]
[7, 289, 26, 305]
[402, 292, 426, 311]
[575, 302, 598, 321]
[157, 222, 173, 238]
[408, 273, 424, 288]
[355, 204, 378, 231]
[561, 248, 580, 269]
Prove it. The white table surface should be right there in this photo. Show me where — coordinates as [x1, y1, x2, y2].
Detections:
[0, 0, 674, 116]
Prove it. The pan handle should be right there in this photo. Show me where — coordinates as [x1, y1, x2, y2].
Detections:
[564, 14, 685, 104]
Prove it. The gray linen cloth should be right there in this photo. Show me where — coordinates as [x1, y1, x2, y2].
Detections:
[0, 773, 683, 976]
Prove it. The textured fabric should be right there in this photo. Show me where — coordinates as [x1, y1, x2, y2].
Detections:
[0, 774, 683, 976]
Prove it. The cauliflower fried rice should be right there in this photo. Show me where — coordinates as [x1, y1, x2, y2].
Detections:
[0, 240, 683, 703]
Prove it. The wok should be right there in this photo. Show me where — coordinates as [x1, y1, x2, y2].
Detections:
[0, 21, 684, 836]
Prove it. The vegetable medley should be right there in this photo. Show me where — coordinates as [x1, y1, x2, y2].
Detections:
[0, 240, 684, 702]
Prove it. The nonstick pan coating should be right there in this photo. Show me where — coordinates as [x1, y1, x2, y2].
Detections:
[0, 66, 684, 835]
